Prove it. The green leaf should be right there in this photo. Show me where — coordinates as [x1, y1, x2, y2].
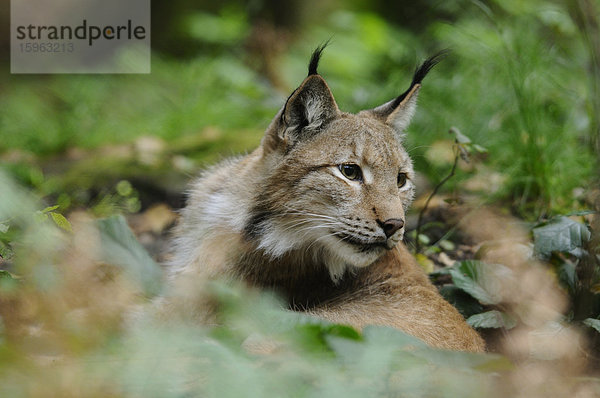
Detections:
[0, 269, 19, 293]
[41, 205, 60, 213]
[96, 215, 163, 297]
[116, 180, 133, 197]
[0, 241, 13, 260]
[0, 222, 9, 234]
[0, 270, 15, 280]
[49, 212, 72, 232]
[467, 310, 517, 329]
[439, 285, 484, 318]
[325, 334, 365, 363]
[557, 261, 577, 294]
[449, 261, 512, 305]
[439, 239, 455, 251]
[583, 318, 600, 333]
[323, 324, 362, 341]
[533, 216, 591, 258]
[417, 234, 430, 245]
[326, 326, 428, 378]
[564, 210, 595, 217]
[472, 144, 488, 153]
[34, 211, 49, 223]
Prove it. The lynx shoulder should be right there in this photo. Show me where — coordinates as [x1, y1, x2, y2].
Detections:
[167, 45, 485, 352]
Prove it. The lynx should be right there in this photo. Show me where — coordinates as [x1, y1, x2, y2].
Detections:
[167, 45, 485, 352]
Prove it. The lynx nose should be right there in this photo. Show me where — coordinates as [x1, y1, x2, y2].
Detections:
[378, 218, 405, 238]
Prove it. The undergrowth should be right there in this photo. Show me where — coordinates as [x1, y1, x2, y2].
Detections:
[1, 1, 599, 396]
[1, 170, 599, 397]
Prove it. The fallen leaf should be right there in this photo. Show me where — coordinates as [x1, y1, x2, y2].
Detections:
[438, 252, 455, 267]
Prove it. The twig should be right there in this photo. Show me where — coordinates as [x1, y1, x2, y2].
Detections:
[415, 146, 460, 253]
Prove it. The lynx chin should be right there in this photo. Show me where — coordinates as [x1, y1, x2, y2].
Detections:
[165, 45, 485, 352]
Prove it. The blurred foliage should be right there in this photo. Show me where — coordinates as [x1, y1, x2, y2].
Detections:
[1, 0, 597, 216]
[431, 212, 600, 345]
[1, 1, 600, 396]
[0, 0, 597, 218]
[532, 213, 600, 327]
[0, 171, 599, 396]
[0, 55, 274, 154]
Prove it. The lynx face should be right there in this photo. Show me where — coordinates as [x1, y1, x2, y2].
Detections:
[245, 47, 443, 281]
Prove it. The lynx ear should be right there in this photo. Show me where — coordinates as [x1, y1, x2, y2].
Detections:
[280, 74, 339, 142]
[263, 44, 339, 151]
[363, 51, 447, 136]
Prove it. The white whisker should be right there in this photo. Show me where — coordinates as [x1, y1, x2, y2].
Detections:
[305, 230, 349, 252]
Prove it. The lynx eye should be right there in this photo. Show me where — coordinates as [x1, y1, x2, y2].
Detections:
[397, 172, 408, 188]
[338, 164, 362, 181]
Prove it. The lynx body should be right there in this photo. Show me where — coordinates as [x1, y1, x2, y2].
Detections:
[168, 47, 485, 352]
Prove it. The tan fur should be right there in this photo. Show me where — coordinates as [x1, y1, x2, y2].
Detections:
[166, 50, 485, 352]
[308, 245, 485, 352]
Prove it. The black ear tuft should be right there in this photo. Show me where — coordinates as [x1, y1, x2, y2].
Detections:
[411, 49, 449, 86]
[391, 49, 449, 108]
[308, 40, 331, 76]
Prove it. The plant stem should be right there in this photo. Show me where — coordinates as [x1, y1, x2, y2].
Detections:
[415, 147, 460, 253]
